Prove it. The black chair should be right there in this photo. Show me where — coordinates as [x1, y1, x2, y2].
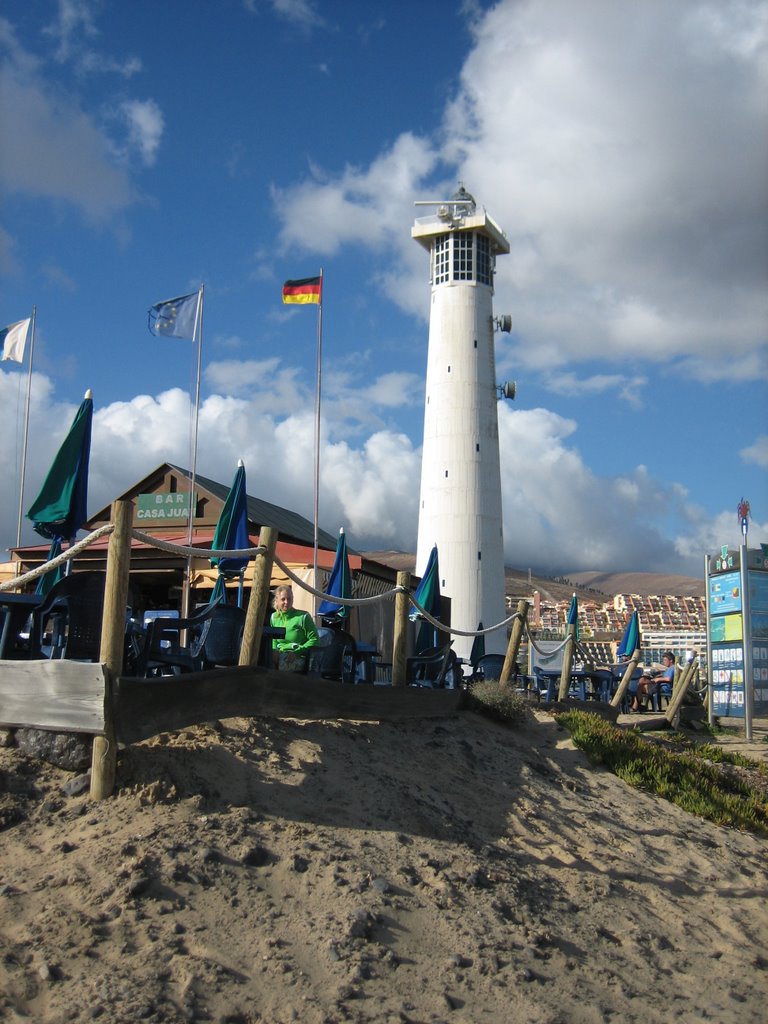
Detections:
[29, 571, 105, 661]
[310, 628, 357, 684]
[406, 644, 459, 689]
[136, 603, 245, 677]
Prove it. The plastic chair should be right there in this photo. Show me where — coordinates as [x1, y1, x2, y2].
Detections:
[310, 628, 357, 684]
[406, 644, 458, 689]
[474, 653, 506, 682]
[137, 603, 245, 677]
[29, 571, 105, 661]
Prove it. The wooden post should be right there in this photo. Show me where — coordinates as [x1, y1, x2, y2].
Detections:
[90, 499, 133, 801]
[240, 526, 277, 667]
[664, 658, 697, 725]
[500, 599, 529, 685]
[610, 648, 642, 709]
[557, 624, 576, 701]
[391, 571, 410, 688]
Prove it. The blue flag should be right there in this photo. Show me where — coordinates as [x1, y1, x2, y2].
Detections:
[148, 292, 199, 339]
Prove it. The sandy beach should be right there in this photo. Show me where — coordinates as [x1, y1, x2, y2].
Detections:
[1, 707, 767, 1023]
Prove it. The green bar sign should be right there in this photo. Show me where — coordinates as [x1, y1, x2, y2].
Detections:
[137, 492, 194, 521]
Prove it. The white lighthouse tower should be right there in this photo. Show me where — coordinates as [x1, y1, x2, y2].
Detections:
[412, 186, 512, 660]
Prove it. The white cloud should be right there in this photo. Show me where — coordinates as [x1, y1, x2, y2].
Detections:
[274, 133, 438, 258]
[120, 98, 164, 166]
[741, 435, 768, 468]
[544, 371, 648, 408]
[0, 28, 137, 221]
[272, 0, 768, 384]
[243, 0, 324, 32]
[43, 0, 141, 76]
[2, 368, 765, 575]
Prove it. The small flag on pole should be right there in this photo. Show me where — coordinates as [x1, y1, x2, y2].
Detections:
[148, 292, 199, 339]
[1, 318, 31, 363]
[282, 276, 321, 305]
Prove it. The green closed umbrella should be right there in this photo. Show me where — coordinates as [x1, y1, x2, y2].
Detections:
[412, 545, 441, 653]
[469, 621, 485, 669]
[35, 536, 64, 597]
[27, 390, 93, 545]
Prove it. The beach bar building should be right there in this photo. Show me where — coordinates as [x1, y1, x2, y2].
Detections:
[9, 463, 401, 659]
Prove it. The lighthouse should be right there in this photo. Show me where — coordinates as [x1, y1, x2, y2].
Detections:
[412, 186, 512, 660]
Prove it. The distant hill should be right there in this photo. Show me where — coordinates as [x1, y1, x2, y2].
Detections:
[564, 570, 704, 599]
[363, 552, 705, 601]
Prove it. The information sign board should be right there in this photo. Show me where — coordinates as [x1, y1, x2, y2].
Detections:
[706, 545, 768, 720]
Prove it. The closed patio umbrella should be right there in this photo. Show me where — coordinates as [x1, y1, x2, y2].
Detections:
[616, 609, 641, 659]
[210, 461, 250, 607]
[469, 622, 485, 668]
[318, 527, 352, 622]
[27, 390, 93, 561]
[567, 594, 579, 641]
[412, 544, 441, 653]
[35, 536, 64, 597]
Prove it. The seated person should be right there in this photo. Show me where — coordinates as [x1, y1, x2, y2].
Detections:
[632, 650, 675, 712]
[270, 585, 319, 672]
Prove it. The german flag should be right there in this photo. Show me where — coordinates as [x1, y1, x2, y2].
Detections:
[282, 276, 322, 304]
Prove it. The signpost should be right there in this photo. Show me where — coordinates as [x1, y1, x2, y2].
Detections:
[705, 500, 768, 739]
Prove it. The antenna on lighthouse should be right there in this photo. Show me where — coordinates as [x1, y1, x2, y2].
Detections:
[497, 380, 517, 401]
[493, 314, 512, 333]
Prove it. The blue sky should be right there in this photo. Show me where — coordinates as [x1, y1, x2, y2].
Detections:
[1, 0, 766, 576]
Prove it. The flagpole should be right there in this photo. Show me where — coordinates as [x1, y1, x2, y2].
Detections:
[183, 284, 205, 617]
[312, 269, 323, 618]
[15, 306, 36, 553]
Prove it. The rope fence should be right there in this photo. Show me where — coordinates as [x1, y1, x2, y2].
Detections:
[3, 524, 552, 643]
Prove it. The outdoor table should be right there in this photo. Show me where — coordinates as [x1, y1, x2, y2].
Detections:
[0, 592, 42, 659]
[536, 668, 604, 702]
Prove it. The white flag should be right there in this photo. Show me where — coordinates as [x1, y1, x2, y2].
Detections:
[0, 318, 31, 363]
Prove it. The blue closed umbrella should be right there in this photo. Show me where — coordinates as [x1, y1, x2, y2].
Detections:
[566, 594, 579, 641]
[27, 390, 93, 551]
[616, 609, 641, 659]
[318, 527, 352, 620]
[210, 461, 250, 607]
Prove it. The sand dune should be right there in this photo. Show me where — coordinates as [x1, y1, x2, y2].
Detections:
[1, 709, 766, 1022]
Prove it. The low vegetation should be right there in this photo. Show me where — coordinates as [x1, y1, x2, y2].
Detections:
[467, 679, 529, 727]
[557, 710, 768, 836]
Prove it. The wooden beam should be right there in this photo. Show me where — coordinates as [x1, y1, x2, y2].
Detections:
[91, 499, 133, 800]
[115, 668, 464, 745]
[500, 599, 528, 685]
[240, 526, 277, 667]
[0, 659, 107, 733]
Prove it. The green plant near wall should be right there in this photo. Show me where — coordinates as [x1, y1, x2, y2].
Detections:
[557, 710, 768, 836]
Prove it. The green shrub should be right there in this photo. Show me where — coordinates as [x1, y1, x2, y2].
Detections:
[468, 680, 529, 727]
[557, 710, 768, 836]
